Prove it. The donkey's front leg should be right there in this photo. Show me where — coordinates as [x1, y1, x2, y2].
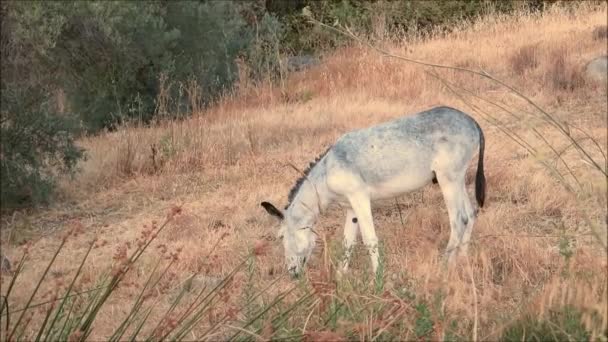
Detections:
[340, 208, 359, 273]
[347, 193, 379, 274]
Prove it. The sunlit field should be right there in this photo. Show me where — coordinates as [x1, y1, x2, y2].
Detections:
[1, 4, 606, 341]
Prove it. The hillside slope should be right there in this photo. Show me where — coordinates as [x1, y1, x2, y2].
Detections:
[1, 4, 606, 340]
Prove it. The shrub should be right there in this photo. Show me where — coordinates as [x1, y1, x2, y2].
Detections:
[501, 306, 604, 342]
[244, 12, 286, 81]
[52, 1, 254, 131]
[0, 1, 287, 209]
[0, 88, 84, 208]
[0, 1, 84, 209]
[510, 44, 540, 74]
[269, 0, 550, 54]
[2, 1, 285, 133]
[592, 25, 608, 40]
[546, 46, 586, 92]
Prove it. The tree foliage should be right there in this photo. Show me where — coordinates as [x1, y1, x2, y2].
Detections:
[0, 1, 282, 208]
[266, 0, 554, 52]
[1, 1, 84, 208]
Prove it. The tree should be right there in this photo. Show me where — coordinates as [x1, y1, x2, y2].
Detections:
[1, 1, 84, 208]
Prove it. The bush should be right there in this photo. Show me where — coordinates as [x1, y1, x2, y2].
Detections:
[1, 1, 284, 133]
[245, 12, 286, 81]
[268, 0, 552, 54]
[592, 25, 608, 40]
[1, 1, 84, 209]
[0, 1, 286, 209]
[546, 46, 586, 92]
[0, 87, 84, 208]
[1, 0, 576, 136]
[510, 44, 541, 74]
[501, 306, 605, 342]
[51, 1, 255, 131]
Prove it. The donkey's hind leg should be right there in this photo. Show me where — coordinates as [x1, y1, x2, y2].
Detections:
[457, 181, 476, 256]
[435, 170, 471, 265]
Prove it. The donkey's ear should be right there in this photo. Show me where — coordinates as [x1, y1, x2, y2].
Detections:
[261, 201, 284, 220]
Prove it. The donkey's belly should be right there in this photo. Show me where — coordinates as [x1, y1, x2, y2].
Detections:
[368, 170, 434, 200]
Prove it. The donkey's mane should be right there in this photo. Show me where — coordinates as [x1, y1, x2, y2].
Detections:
[285, 146, 332, 209]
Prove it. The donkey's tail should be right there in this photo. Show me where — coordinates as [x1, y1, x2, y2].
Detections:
[474, 121, 486, 208]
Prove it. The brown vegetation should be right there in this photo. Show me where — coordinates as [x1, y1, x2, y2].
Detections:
[592, 24, 608, 40]
[510, 43, 540, 74]
[1, 3, 606, 340]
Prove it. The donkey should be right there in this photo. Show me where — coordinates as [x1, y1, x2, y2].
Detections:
[261, 106, 486, 277]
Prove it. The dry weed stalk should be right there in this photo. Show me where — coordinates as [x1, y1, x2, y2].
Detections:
[0, 206, 261, 341]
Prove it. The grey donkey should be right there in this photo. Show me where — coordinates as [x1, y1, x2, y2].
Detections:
[261, 106, 486, 277]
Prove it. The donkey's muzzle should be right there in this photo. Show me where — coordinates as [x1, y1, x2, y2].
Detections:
[288, 266, 300, 279]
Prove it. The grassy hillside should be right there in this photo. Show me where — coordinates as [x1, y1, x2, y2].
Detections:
[1, 4, 606, 341]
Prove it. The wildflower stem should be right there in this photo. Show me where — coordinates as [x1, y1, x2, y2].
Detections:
[44, 237, 96, 339]
[7, 237, 67, 341]
[110, 258, 165, 342]
[78, 215, 175, 340]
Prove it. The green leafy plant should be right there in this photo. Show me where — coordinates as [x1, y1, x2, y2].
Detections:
[501, 306, 602, 342]
[0, 86, 84, 208]
[414, 302, 435, 339]
[1, 1, 84, 208]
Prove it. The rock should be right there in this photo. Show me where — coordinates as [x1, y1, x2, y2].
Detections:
[282, 55, 320, 72]
[168, 274, 222, 302]
[1, 253, 11, 274]
[584, 56, 607, 84]
[181, 274, 222, 293]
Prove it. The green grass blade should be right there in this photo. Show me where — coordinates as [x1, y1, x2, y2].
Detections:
[6, 285, 108, 316]
[43, 238, 96, 340]
[76, 274, 110, 332]
[0, 296, 9, 340]
[128, 307, 154, 342]
[323, 302, 345, 328]
[110, 259, 164, 342]
[198, 275, 285, 339]
[266, 292, 315, 337]
[34, 303, 56, 342]
[227, 285, 299, 342]
[55, 295, 78, 341]
[145, 274, 193, 339]
[7, 238, 67, 341]
[167, 260, 249, 341]
[1, 251, 28, 341]
[1, 252, 27, 317]
[78, 217, 174, 340]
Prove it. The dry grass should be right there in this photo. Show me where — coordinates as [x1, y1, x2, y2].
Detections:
[592, 24, 608, 40]
[1, 3, 607, 340]
[510, 43, 541, 74]
[546, 45, 587, 92]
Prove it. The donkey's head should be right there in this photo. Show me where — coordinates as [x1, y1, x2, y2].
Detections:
[261, 201, 316, 278]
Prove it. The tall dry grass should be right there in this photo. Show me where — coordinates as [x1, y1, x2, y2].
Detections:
[1, 3, 607, 340]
